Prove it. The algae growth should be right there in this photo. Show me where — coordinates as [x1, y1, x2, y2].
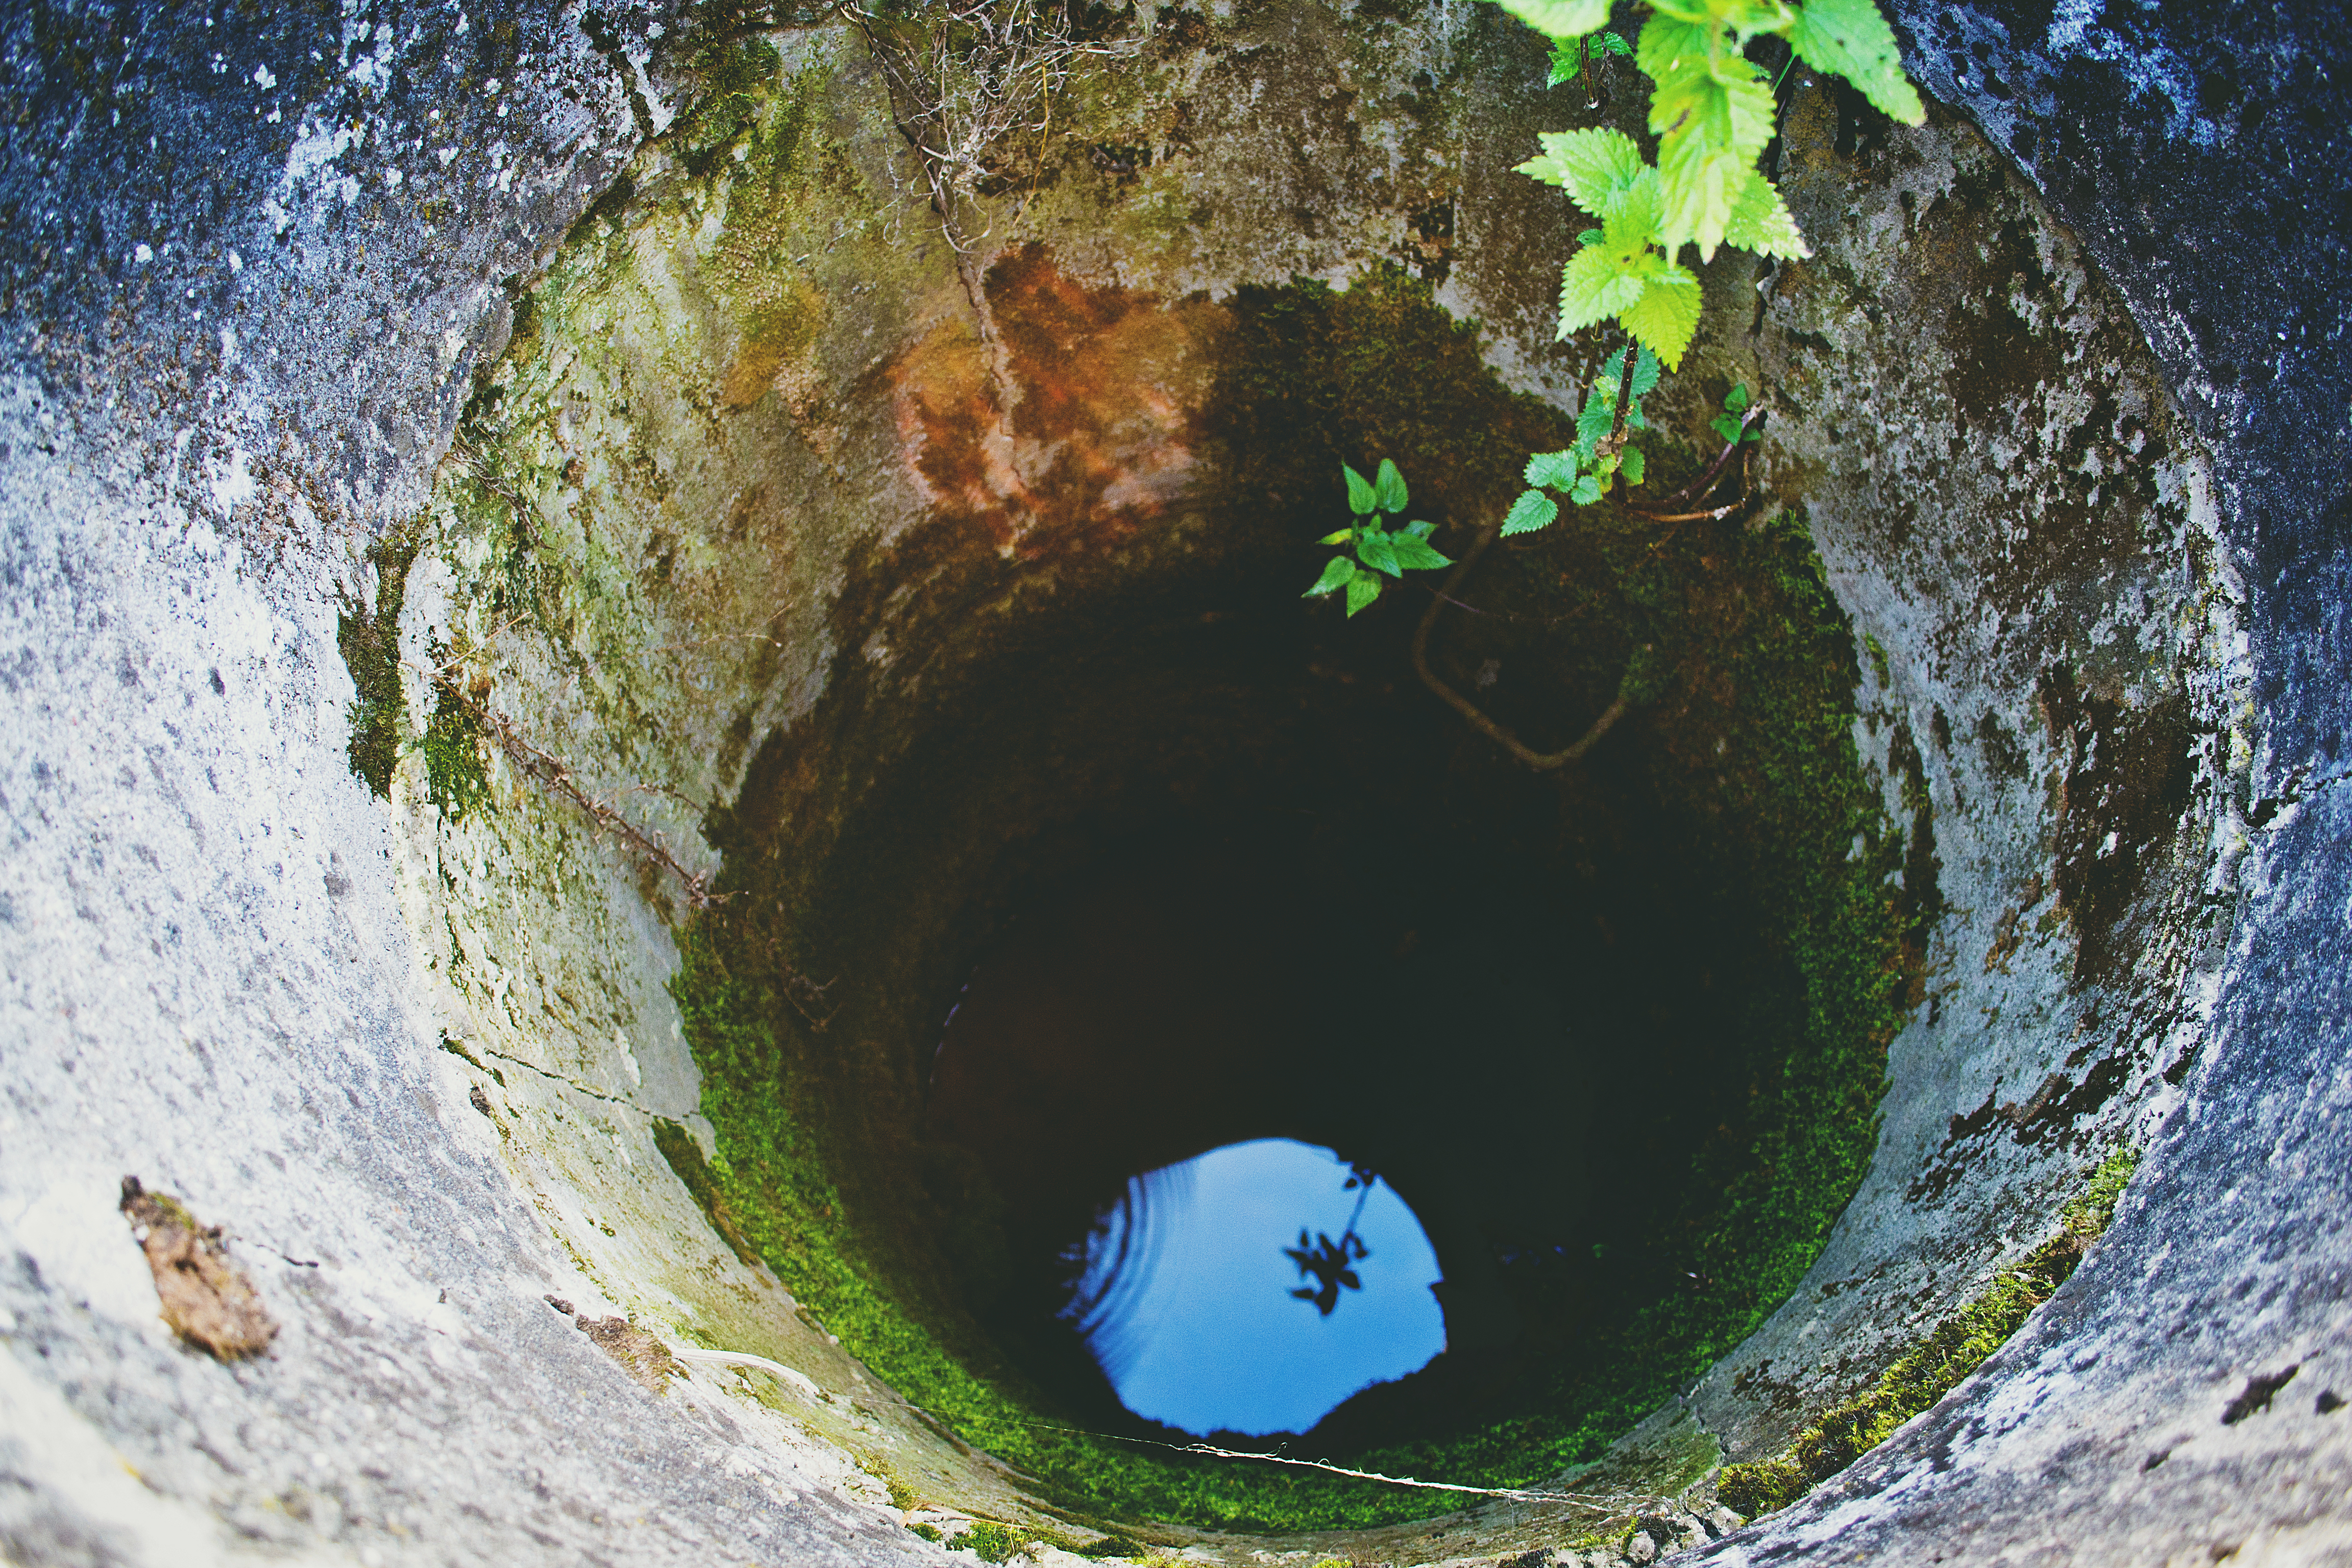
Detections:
[1716, 1146, 2141, 1520]
[337, 525, 423, 798]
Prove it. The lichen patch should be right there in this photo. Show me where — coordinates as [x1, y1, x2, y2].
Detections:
[576, 1312, 682, 1394]
[117, 1177, 277, 1361]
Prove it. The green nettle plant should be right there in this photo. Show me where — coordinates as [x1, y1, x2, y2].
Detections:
[1502, 0, 1922, 527]
[1711, 379, 1767, 445]
[1305, 0, 1922, 615]
[1505, 344, 1660, 535]
[1511, 0, 1922, 370]
[1304, 458, 1454, 617]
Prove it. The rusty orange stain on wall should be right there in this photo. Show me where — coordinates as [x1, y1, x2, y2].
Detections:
[888, 243, 1223, 562]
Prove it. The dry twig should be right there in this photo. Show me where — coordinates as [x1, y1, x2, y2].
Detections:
[430, 673, 725, 908]
[448, 439, 538, 545]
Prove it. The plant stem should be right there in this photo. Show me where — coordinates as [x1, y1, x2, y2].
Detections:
[1641, 401, 1762, 513]
[1609, 343, 1637, 446]
[1604, 341, 1638, 500]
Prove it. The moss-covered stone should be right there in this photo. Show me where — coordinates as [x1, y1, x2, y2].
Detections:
[1716, 1146, 2140, 1520]
[338, 524, 424, 798]
[421, 680, 494, 822]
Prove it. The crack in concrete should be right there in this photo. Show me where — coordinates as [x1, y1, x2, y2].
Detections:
[476, 1044, 646, 1114]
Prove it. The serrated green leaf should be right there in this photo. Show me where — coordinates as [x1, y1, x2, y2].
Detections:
[1621, 266, 1704, 369]
[1558, 246, 1649, 339]
[1318, 527, 1354, 545]
[1711, 413, 1743, 443]
[1650, 0, 1796, 43]
[1743, 424, 1765, 442]
[1660, 132, 1755, 259]
[1723, 170, 1812, 259]
[1374, 458, 1409, 514]
[1643, 16, 1778, 259]
[1305, 556, 1356, 596]
[1525, 449, 1582, 489]
[1577, 382, 1618, 455]
[1494, 0, 1612, 41]
[1601, 167, 1667, 252]
[1342, 463, 1375, 516]
[1548, 37, 1582, 87]
[1502, 489, 1561, 536]
[1621, 446, 1647, 486]
[1599, 29, 1633, 55]
[1405, 519, 1435, 538]
[1787, 0, 1925, 123]
[1724, 382, 1751, 414]
[1515, 153, 1569, 188]
[1658, 95, 1778, 258]
[1356, 530, 1402, 578]
[1343, 573, 1382, 617]
[1571, 473, 1604, 505]
[1635, 13, 1716, 92]
[1389, 533, 1452, 571]
[1578, 227, 1606, 245]
[1529, 128, 1648, 222]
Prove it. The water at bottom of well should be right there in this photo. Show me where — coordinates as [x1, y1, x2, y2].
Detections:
[1068, 1137, 1446, 1438]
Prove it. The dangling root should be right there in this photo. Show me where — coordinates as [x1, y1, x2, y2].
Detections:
[1411, 519, 1633, 771]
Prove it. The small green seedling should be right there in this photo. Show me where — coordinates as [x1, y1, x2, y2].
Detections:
[1547, 28, 1630, 87]
[1502, 345, 1658, 534]
[1305, 458, 1452, 617]
[1712, 382, 1767, 445]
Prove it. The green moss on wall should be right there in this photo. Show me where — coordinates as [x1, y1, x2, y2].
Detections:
[335, 513, 491, 823]
[671, 32, 787, 180]
[337, 525, 423, 798]
[421, 680, 493, 821]
[1716, 1146, 2140, 1520]
[651, 1116, 767, 1271]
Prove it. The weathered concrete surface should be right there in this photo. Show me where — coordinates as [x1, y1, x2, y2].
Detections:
[1679, 1, 2352, 1559]
[0, 3, 946, 1564]
[1679, 78, 2247, 1460]
[1, 0, 2347, 1563]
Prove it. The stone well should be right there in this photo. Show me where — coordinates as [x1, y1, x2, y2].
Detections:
[1, 1, 2345, 1564]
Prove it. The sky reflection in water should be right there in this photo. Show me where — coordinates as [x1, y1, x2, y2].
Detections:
[1069, 1138, 1445, 1437]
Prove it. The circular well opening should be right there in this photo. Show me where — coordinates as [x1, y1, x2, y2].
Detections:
[679, 270, 1917, 1534]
